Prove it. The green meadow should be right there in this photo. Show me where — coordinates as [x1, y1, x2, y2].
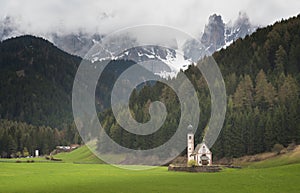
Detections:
[0, 146, 299, 193]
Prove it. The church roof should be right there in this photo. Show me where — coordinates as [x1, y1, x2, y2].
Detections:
[193, 142, 211, 154]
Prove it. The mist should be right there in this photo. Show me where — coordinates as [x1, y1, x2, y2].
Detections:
[1, 0, 300, 36]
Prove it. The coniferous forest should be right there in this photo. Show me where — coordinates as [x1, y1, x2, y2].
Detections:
[97, 15, 300, 159]
[0, 15, 299, 159]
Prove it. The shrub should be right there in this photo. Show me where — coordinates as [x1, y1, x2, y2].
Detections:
[272, 143, 284, 155]
[188, 160, 197, 167]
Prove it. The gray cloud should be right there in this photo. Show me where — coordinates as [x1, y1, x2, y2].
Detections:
[1, 0, 299, 36]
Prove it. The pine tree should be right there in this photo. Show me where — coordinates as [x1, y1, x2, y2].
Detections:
[233, 75, 254, 109]
[255, 70, 276, 109]
[274, 45, 287, 75]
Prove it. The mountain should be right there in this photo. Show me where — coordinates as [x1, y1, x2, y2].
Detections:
[199, 12, 257, 55]
[182, 12, 257, 63]
[214, 15, 300, 77]
[0, 35, 81, 128]
[88, 41, 191, 79]
[79, 13, 256, 78]
[0, 12, 257, 79]
[201, 14, 226, 53]
[0, 35, 154, 128]
[225, 12, 257, 46]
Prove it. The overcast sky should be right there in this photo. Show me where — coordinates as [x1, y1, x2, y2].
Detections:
[1, 0, 300, 36]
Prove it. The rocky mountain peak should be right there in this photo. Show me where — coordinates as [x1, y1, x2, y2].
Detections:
[199, 12, 257, 55]
[201, 14, 226, 54]
[225, 12, 256, 43]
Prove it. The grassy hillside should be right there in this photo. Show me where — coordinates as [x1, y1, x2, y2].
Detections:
[54, 145, 103, 164]
[247, 146, 300, 168]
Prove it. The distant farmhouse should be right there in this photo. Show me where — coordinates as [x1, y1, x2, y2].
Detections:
[53, 144, 80, 154]
[187, 127, 212, 166]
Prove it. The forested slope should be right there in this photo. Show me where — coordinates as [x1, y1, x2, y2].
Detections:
[97, 15, 300, 159]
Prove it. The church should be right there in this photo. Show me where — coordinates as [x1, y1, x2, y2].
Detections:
[187, 130, 212, 166]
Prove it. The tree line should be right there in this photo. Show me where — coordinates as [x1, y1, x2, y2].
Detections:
[0, 119, 81, 158]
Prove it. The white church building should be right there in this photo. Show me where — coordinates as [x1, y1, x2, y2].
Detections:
[187, 131, 212, 166]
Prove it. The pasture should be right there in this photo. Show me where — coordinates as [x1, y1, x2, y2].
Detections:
[0, 162, 299, 193]
[1, 146, 300, 193]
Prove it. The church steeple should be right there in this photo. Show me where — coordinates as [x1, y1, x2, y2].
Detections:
[187, 124, 194, 162]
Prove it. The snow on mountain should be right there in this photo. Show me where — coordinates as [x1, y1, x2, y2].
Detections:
[87, 35, 192, 79]
[0, 12, 257, 79]
[225, 12, 257, 47]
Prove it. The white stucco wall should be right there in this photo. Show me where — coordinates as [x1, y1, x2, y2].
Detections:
[187, 133, 194, 162]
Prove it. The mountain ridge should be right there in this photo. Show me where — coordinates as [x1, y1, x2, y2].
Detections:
[0, 13, 257, 78]
[0, 35, 80, 128]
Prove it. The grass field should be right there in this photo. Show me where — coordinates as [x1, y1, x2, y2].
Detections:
[0, 146, 300, 193]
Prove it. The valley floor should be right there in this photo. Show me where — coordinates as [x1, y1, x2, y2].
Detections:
[0, 161, 299, 193]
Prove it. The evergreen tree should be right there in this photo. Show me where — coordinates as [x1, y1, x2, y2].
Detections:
[233, 75, 254, 109]
[255, 70, 276, 109]
[274, 45, 287, 75]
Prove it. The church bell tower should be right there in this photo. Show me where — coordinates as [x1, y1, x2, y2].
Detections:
[187, 124, 194, 162]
